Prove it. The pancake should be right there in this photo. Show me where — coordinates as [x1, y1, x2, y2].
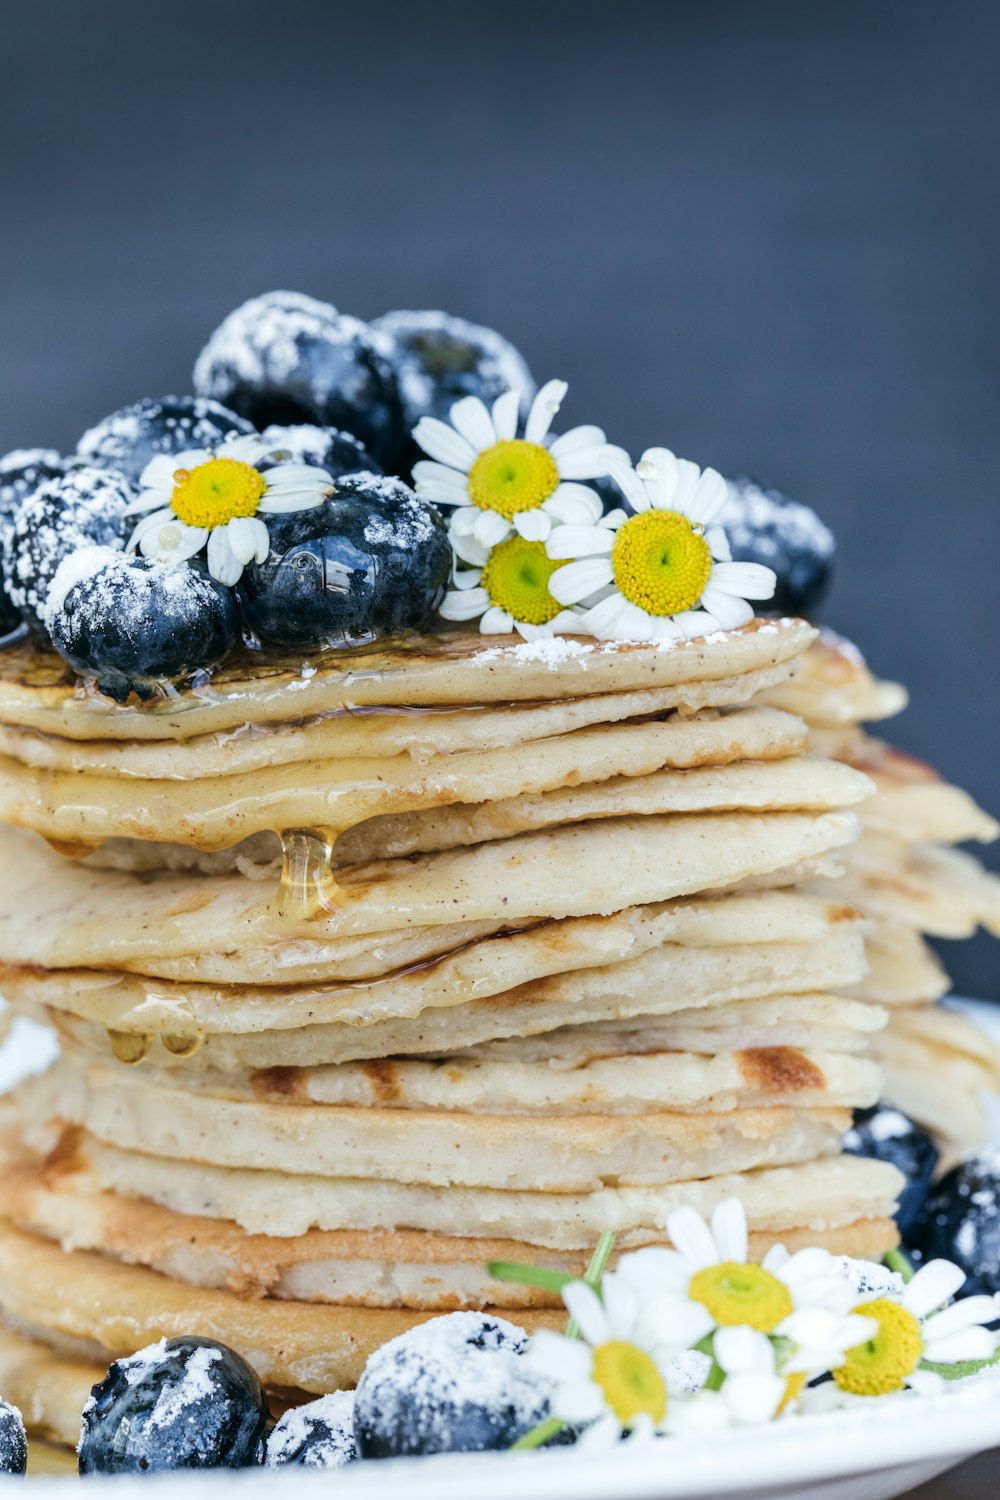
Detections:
[0, 618, 816, 740]
[0, 708, 832, 853]
[846, 919, 949, 1006]
[817, 835, 1000, 939]
[0, 888, 864, 1034]
[0, 1142, 899, 1313]
[0, 1324, 102, 1451]
[25, 1127, 902, 1248]
[873, 1005, 1000, 1153]
[38, 931, 868, 1068]
[0, 1220, 565, 1394]
[21, 1060, 850, 1193]
[759, 630, 907, 726]
[0, 811, 862, 974]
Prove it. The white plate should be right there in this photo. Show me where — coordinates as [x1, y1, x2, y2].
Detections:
[3, 1004, 1000, 1499]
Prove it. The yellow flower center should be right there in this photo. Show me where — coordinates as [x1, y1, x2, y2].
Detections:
[611, 509, 712, 617]
[480, 537, 567, 625]
[467, 439, 560, 520]
[591, 1340, 667, 1427]
[170, 457, 267, 530]
[833, 1299, 923, 1396]
[688, 1262, 794, 1334]
[779, 1371, 807, 1413]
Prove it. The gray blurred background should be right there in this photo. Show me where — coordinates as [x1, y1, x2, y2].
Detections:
[1, 0, 997, 996]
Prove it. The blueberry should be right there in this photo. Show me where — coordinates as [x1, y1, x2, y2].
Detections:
[372, 309, 536, 475]
[909, 1154, 1000, 1297]
[0, 448, 67, 540]
[0, 1400, 27, 1476]
[354, 1312, 553, 1459]
[2, 466, 131, 634]
[259, 423, 381, 478]
[47, 548, 241, 699]
[264, 1392, 357, 1469]
[193, 291, 404, 471]
[843, 1105, 939, 1237]
[240, 472, 449, 650]
[78, 1336, 268, 1475]
[723, 477, 835, 618]
[76, 396, 255, 488]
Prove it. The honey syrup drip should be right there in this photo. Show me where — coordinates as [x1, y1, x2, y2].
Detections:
[276, 828, 341, 920]
[160, 1032, 204, 1059]
[107, 1029, 152, 1065]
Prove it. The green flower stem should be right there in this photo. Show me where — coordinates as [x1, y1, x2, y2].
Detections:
[487, 1262, 577, 1293]
[566, 1231, 618, 1339]
[694, 1332, 726, 1391]
[884, 1248, 915, 1283]
[511, 1417, 567, 1451]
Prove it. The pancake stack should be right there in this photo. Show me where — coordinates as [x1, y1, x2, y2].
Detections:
[761, 630, 1000, 1154]
[0, 617, 904, 1448]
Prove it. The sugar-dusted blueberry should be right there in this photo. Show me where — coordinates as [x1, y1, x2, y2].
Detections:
[0, 448, 67, 540]
[354, 1312, 553, 1459]
[259, 423, 381, 479]
[193, 291, 404, 470]
[723, 477, 835, 618]
[240, 472, 449, 651]
[47, 548, 241, 699]
[2, 466, 131, 633]
[0, 1400, 27, 1476]
[372, 309, 536, 474]
[76, 396, 256, 489]
[264, 1391, 357, 1469]
[842, 1104, 939, 1237]
[77, 1336, 268, 1475]
[909, 1153, 1000, 1297]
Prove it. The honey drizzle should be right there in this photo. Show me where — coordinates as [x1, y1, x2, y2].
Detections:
[107, 1029, 152, 1065]
[276, 828, 342, 920]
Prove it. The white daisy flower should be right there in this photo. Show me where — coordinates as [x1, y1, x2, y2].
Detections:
[665, 1328, 788, 1433]
[525, 1270, 709, 1449]
[412, 379, 619, 563]
[833, 1258, 999, 1397]
[124, 433, 335, 586]
[545, 446, 776, 642]
[437, 540, 583, 641]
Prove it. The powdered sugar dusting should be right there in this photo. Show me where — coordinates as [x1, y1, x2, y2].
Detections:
[145, 1345, 223, 1433]
[725, 477, 835, 560]
[265, 1391, 356, 1469]
[476, 636, 594, 665]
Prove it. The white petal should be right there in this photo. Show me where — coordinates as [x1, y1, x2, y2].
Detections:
[412, 460, 469, 495]
[636, 447, 679, 509]
[526, 1331, 591, 1382]
[714, 1326, 773, 1378]
[546, 524, 615, 560]
[724, 1373, 785, 1425]
[666, 1205, 719, 1271]
[645, 1294, 716, 1351]
[450, 531, 490, 568]
[543, 483, 604, 525]
[258, 489, 330, 514]
[684, 466, 729, 527]
[556, 444, 621, 481]
[699, 584, 754, 630]
[225, 516, 270, 566]
[449, 504, 481, 536]
[711, 1199, 749, 1265]
[562, 1281, 611, 1346]
[904, 1260, 966, 1320]
[709, 560, 777, 602]
[525, 378, 568, 445]
[413, 416, 477, 470]
[547, 424, 607, 460]
[123, 487, 174, 517]
[491, 389, 520, 442]
[674, 608, 718, 640]
[218, 434, 268, 464]
[649, 615, 684, 642]
[206, 527, 243, 586]
[548, 558, 614, 606]
[577, 1413, 624, 1450]
[449, 396, 496, 453]
[438, 588, 489, 621]
[472, 510, 511, 548]
[451, 568, 482, 591]
[906, 1368, 945, 1395]
[600, 1273, 641, 1340]
[263, 463, 334, 489]
[480, 606, 515, 635]
[555, 1379, 608, 1425]
[673, 459, 703, 515]
[922, 1327, 996, 1364]
[577, 592, 631, 638]
[606, 453, 650, 512]
[127, 507, 176, 549]
[706, 525, 732, 562]
[513, 509, 551, 541]
[922, 1297, 999, 1337]
[139, 450, 209, 489]
[139, 521, 208, 566]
